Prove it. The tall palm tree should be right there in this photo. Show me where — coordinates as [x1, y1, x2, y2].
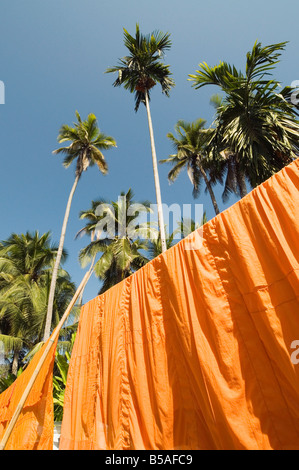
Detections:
[44, 112, 116, 341]
[106, 24, 175, 253]
[161, 119, 220, 215]
[78, 189, 153, 293]
[189, 41, 299, 194]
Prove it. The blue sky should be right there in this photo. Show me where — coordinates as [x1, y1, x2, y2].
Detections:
[0, 0, 298, 303]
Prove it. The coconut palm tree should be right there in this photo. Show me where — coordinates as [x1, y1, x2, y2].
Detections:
[0, 232, 63, 285]
[189, 41, 299, 194]
[44, 112, 116, 341]
[0, 270, 76, 377]
[161, 119, 220, 215]
[0, 232, 75, 375]
[106, 24, 175, 253]
[78, 189, 153, 293]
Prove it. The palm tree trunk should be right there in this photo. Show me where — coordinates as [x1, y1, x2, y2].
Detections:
[235, 159, 248, 198]
[238, 174, 248, 198]
[144, 91, 167, 253]
[197, 158, 220, 215]
[43, 174, 80, 342]
[77, 231, 96, 307]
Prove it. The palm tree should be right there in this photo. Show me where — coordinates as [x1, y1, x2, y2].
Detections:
[0, 232, 63, 285]
[189, 41, 299, 194]
[0, 270, 76, 378]
[44, 112, 116, 341]
[177, 213, 208, 238]
[0, 232, 75, 375]
[106, 24, 175, 253]
[147, 229, 176, 259]
[161, 119, 220, 215]
[78, 189, 153, 293]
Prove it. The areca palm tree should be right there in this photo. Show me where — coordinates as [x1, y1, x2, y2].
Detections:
[189, 41, 299, 194]
[78, 189, 153, 293]
[106, 24, 175, 253]
[161, 119, 220, 215]
[177, 213, 208, 238]
[148, 212, 208, 258]
[95, 238, 149, 294]
[147, 229, 176, 259]
[44, 112, 116, 341]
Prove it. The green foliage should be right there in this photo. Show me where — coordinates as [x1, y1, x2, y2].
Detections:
[0, 368, 23, 394]
[161, 119, 220, 214]
[53, 111, 117, 178]
[162, 119, 213, 196]
[52, 332, 76, 422]
[106, 24, 175, 111]
[0, 232, 77, 374]
[53, 352, 70, 421]
[78, 189, 153, 293]
[189, 41, 299, 191]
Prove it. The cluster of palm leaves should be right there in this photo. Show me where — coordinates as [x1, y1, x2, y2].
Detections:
[106, 25, 174, 111]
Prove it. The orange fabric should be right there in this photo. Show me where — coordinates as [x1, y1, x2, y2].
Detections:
[0, 334, 58, 450]
[60, 159, 299, 450]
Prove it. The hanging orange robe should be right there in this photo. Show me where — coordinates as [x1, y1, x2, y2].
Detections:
[60, 159, 299, 450]
[0, 335, 58, 450]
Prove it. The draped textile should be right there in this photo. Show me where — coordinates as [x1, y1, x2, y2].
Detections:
[0, 335, 58, 450]
[60, 159, 299, 450]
